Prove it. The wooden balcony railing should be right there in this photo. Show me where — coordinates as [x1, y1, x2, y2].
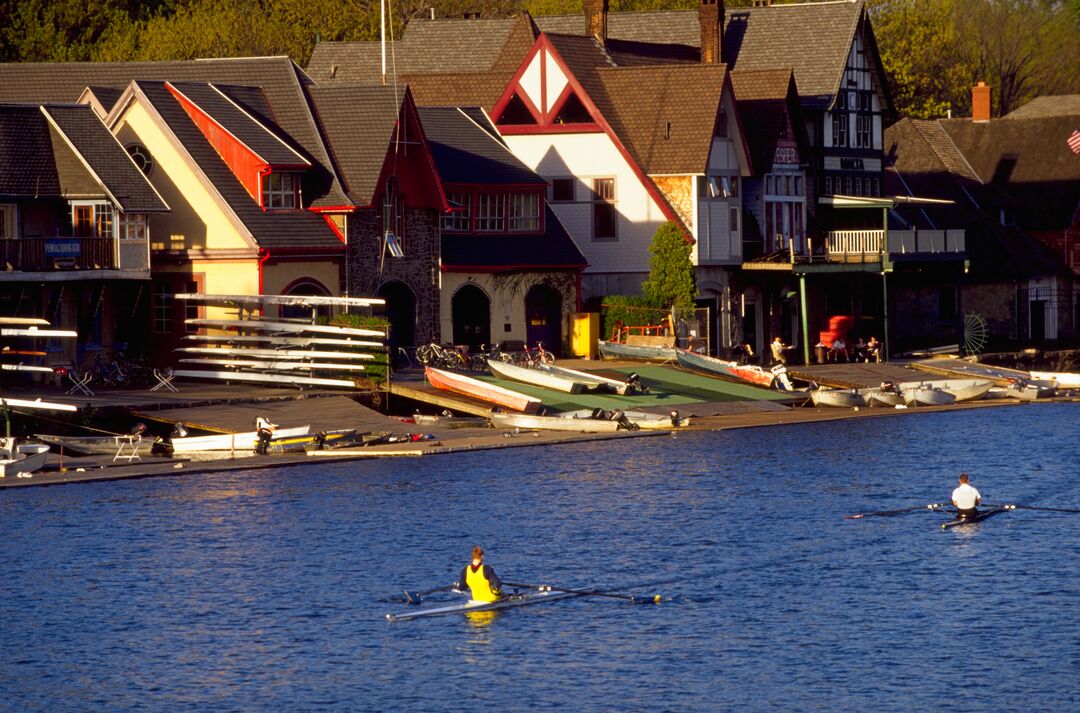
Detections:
[0, 237, 149, 273]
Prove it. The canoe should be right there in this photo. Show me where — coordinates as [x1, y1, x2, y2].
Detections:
[487, 358, 586, 394]
[811, 389, 865, 408]
[675, 349, 775, 388]
[490, 411, 620, 432]
[185, 318, 383, 338]
[903, 385, 956, 407]
[169, 425, 311, 452]
[0, 440, 50, 477]
[387, 588, 578, 622]
[534, 363, 638, 394]
[597, 340, 676, 362]
[941, 507, 1010, 530]
[172, 370, 356, 388]
[35, 434, 161, 456]
[425, 366, 542, 414]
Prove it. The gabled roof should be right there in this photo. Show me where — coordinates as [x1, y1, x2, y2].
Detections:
[307, 14, 539, 84]
[1002, 95, 1080, 120]
[42, 104, 169, 213]
[135, 81, 341, 250]
[536, 1, 876, 110]
[417, 106, 544, 185]
[167, 82, 310, 167]
[404, 72, 519, 109]
[306, 84, 404, 207]
[0, 103, 166, 213]
[731, 68, 808, 173]
[0, 57, 351, 208]
[441, 205, 587, 271]
[885, 117, 1069, 280]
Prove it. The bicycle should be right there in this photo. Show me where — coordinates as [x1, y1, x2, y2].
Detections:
[518, 341, 555, 367]
[471, 343, 514, 371]
[416, 342, 468, 370]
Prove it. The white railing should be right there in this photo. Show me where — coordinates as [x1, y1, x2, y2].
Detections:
[827, 230, 884, 257]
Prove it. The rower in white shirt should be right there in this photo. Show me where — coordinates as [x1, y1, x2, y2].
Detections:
[951, 473, 982, 520]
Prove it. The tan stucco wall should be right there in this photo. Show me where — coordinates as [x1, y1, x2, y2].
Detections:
[441, 273, 525, 344]
[114, 100, 254, 252]
[262, 260, 341, 298]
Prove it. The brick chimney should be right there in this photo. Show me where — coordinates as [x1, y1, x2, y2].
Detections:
[584, 0, 608, 45]
[972, 81, 991, 122]
[699, 0, 725, 64]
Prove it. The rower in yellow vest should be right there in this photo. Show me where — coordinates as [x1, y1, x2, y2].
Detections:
[455, 545, 503, 602]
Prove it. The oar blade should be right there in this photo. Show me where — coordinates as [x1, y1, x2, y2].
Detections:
[845, 503, 950, 519]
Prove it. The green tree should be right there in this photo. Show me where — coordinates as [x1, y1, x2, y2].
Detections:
[641, 221, 696, 311]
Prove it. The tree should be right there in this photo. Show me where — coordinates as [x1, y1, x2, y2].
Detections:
[641, 221, 696, 312]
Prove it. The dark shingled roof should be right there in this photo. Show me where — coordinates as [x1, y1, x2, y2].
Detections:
[441, 205, 586, 271]
[417, 106, 543, 185]
[306, 84, 402, 207]
[167, 82, 310, 167]
[307, 14, 539, 84]
[884, 117, 1068, 281]
[731, 68, 807, 175]
[537, 1, 871, 109]
[0, 57, 351, 208]
[0, 105, 63, 197]
[42, 104, 168, 213]
[404, 72, 517, 110]
[136, 81, 341, 249]
[1003, 95, 1080, 120]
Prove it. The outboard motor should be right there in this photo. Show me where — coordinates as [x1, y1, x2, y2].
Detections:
[669, 410, 681, 427]
[312, 430, 328, 450]
[171, 421, 188, 440]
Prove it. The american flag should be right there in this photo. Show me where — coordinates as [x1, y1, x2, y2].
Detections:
[1070, 129, 1080, 155]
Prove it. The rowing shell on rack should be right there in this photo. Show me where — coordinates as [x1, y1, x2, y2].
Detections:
[185, 318, 384, 338]
[182, 334, 383, 349]
[175, 347, 374, 360]
[172, 370, 356, 388]
[178, 358, 366, 371]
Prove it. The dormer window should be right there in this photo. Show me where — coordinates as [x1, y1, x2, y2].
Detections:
[263, 172, 297, 210]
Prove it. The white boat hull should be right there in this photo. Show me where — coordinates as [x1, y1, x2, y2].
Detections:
[0, 442, 49, 477]
[490, 412, 620, 432]
[487, 358, 586, 393]
[170, 426, 311, 452]
[811, 389, 865, 408]
[903, 387, 956, 406]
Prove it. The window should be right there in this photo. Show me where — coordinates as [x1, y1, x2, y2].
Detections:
[793, 176, 802, 196]
[730, 208, 739, 233]
[592, 178, 616, 240]
[509, 193, 540, 231]
[477, 193, 505, 231]
[832, 112, 849, 148]
[721, 176, 739, 198]
[383, 178, 403, 253]
[855, 177, 863, 196]
[551, 178, 575, 202]
[117, 213, 147, 241]
[126, 144, 153, 176]
[825, 176, 833, 195]
[766, 175, 774, 195]
[262, 172, 296, 209]
[71, 202, 112, 238]
[442, 192, 471, 232]
[836, 93, 847, 111]
[856, 115, 872, 148]
[0, 204, 14, 239]
[153, 281, 171, 334]
[715, 111, 728, 138]
[845, 177, 853, 194]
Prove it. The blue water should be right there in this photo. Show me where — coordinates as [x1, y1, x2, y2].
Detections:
[2, 404, 1078, 711]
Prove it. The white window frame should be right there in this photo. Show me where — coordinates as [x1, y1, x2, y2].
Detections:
[262, 172, 297, 210]
[592, 178, 617, 241]
[476, 193, 506, 232]
[70, 201, 113, 239]
[509, 193, 540, 232]
[442, 191, 471, 232]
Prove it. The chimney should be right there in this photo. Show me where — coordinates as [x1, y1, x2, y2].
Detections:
[699, 0, 724, 64]
[972, 81, 991, 122]
[583, 0, 608, 45]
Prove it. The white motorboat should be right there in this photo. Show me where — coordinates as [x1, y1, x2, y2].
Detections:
[0, 438, 50, 477]
[902, 384, 957, 406]
[811, 388, 866, 408]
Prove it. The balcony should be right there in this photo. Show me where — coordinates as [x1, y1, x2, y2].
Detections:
[0, 237, 150, 279]
[825, 229, 966, 263]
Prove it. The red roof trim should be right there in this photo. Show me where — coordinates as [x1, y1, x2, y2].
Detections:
[498, 123, 603, 135]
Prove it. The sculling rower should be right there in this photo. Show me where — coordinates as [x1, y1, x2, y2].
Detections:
[455, 546, 503, 602]
[951, 473, 982, 520]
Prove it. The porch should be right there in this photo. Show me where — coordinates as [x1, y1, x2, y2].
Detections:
[0, 237, 150, 277]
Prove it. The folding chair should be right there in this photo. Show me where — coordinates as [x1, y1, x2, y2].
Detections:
[150, 368, 179, 392]
[66, 369, 95, 396]
[113, 434, 142, 463]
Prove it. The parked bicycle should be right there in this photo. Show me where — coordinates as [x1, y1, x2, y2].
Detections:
[415, 342, 469, 370]
[516, 341, 555, 367]
[471, 343, 514, 371]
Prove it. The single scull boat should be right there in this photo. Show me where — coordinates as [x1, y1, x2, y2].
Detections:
[387, 587, 577, 622]
[940, 506, 1011, 530]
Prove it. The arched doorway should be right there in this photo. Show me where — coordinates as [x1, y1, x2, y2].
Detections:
[525, 284, 562, 356]
[280, 279, 330, 320]
[452, 284, 490, 350]
[375, 280, 416, 361]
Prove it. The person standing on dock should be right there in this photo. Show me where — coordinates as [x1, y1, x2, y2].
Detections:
[771, 336, 790, 365]
[455, 546, 503, 602]
[951, 473, 982, 520]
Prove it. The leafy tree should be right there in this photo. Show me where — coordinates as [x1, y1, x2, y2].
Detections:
[641, 221, 696, 312]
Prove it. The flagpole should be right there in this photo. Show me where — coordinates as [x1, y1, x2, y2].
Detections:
[380, 0, 386, 86]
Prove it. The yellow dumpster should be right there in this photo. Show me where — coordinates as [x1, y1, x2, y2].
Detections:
[571, 313, 599, 359]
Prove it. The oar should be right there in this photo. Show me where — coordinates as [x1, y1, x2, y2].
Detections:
[844, 503, 951, 519]
[502, 581, 661, 604]
[985, 504, 1080, 514]
[403, 584, 458, 605]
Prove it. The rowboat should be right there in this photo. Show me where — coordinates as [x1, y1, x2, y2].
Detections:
[902, 384, 956, 406]
[387, 588, 578, 622]
[425, 366, 542, 413]
[0, 439, 50, 477]
[183, 334, 383, 349]
[172, 370, 356, 388]
[169, 425, 311, 452]
[597, 340, 676, 362]
[811, 388, 865, 408]
[178, 358, 367, 371]
[487, 358, 587, 394]
[1030, 371, 1080, 388]
[35, 433, 161, 456]
[558, 408, 690, 430]
[534, 363, 638, 394]
[490, 411, 621, 433]
[1005, 382, 1056, 401]
[866, 387, 904, 407]
[185, 318, 383, 338]
[675, 349, 775, 388]
[176, 347, 374, 360]
[944, 381, 993, 402]
[941, 507, 1010, 529]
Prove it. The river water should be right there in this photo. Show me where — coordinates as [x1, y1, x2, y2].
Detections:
[2, 404, 1078, 711]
